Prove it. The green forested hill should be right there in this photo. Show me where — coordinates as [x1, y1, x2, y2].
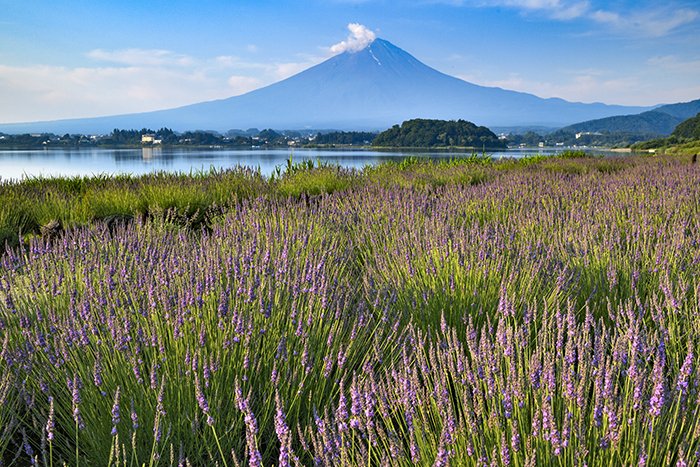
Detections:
[556, 98, 700, 139]
[655, 99, 700, 119]
[632, 112, 700, 154]
[558, 110, 682, 136]
[672, 113, 700, 139]
[372, 119, 506, 148]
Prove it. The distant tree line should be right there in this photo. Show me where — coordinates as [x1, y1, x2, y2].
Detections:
[311, 131, 377, 146]
[372, 119, 506, 149]
[505, 131, 546, 147]
[102, 128, 251, 146]
[545, 130, 658, 147]
[97, 128, 175, 145]
[0, 128, 304, 148]
[9, 115, 695, 151]
[505, 129, 663, 148]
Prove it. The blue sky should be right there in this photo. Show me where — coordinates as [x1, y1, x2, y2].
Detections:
[0, 0, 698, 123]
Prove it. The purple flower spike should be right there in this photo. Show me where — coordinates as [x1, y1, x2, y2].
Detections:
[45, 396, 55, 441]
[501, 433, 511, 466]
[194, 373, 213, 425]
[676, 345, 693, 399]
[111, 386, 120, 436]
[130, 399, 139, 431]
[649, 340, 667, 418]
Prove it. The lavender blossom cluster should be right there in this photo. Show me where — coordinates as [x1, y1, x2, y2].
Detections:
[1, 156, 700, 466]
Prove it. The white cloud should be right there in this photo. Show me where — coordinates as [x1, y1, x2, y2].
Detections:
[214, 55, 240, 67]
[87, 48, 194, 67]
[548, 1, 589, 20]
[442, 0, 589, 19]
[0, 63, 230, 122]
[215, 56, 321, 81]
[0, 45, 334, 122]
[647, 55, 700, 73]
[456, 68, 700, 107]
[330, 23, 376, 54]
[227, 75, 262, 95]
[213, 55, 271, 70]
[213, 54, 321, 79]
[459, 71, 635, 103]
[442, 0, 699, 36]
[591, 7, 699, 37]
[0, 25, 388, 122]
[498, 0, 589, 19]
[271, 61, 313, 80]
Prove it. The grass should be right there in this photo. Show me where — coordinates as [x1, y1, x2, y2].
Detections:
[0, 168, 268, 248]
[660, 141, 700, 156]
[0, 150, 618, 250]
[2, 152, 700, 464]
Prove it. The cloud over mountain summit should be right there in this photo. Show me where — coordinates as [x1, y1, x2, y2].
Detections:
[330, 23, 377, 54]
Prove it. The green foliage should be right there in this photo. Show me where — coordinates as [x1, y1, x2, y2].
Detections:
[0, 169, 268, 248]
[277, 166, 356, 197]
[557, 149, 594, 159]
[505, 130, 545, 146]
[257, 128, 284, 144]
[558, 110, 682, 136]
[631, 113, 700, 154]
[661, 141, 700, 157]
[672, 112, 700, 140]
[372, 118, 507, 149]
[654, 98, 700, 119]
[311, 131, 377, 146]
[363, 154, 494, 189]
[0, 154, 661, 249]
[633, 137, 673, 150]
[0, 128, 261, 148]
[517, 153, 549, 165]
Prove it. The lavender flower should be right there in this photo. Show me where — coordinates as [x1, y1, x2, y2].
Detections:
[649, 340, 667, 417]
[130, 399, 139, 431]
[335, 387, 348, 432]
[69, 374, 85, 430]
[501, 433, 511, 467]
[274, 392, 293, 467]
[676, 345, 693, 399]
[111, 386, 120, 436]
[45, 396, 55, 441]
[194, 373, 213, 426]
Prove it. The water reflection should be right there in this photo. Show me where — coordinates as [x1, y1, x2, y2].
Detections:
[0, 147, 619, 182]
[141, 147, 160, 161]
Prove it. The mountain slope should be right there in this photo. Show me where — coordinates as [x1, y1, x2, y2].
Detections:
[557, 99, 700, 137]
[558, 110, 683, 136]
[0, 38, 652, 134]
[654, 99, 700, 119]
[672, 113, 700, 139]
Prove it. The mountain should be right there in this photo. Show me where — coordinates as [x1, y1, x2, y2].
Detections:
[672, 113, 700, 139]
[557, 111, 683, 136]
[0, 38, 652, 134]
[557, 98, 700, 137]
[654, 99, 700, 120]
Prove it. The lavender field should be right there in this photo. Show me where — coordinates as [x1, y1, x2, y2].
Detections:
[1, 155, 700, 466]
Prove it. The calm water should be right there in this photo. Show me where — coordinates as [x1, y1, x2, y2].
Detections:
[0, 147, 618, 181]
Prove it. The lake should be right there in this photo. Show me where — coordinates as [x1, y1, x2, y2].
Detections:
[0, 147, 620, 181]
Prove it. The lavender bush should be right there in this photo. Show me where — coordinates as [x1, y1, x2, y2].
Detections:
[1, 155, 700, 465]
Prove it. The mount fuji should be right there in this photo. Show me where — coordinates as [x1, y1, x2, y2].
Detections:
[0, 38, 652, 134]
